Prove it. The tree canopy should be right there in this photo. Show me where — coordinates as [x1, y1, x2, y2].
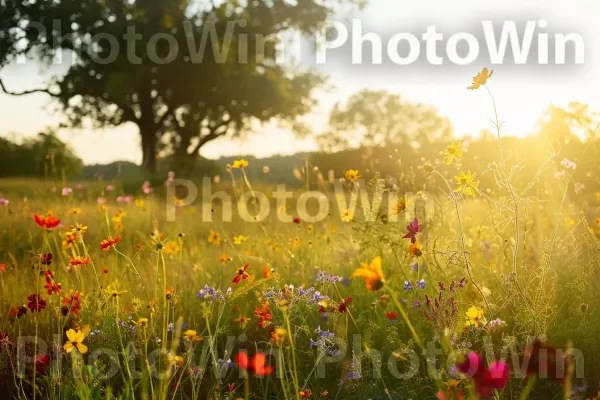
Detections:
[318, 89, 453, 151]
[1, 0, 365, 174]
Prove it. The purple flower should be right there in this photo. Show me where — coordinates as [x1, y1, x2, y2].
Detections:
[61, 187, 73, 196]
[97, 197, 106, 205]
[416, 279, 426, 289]
[105, 185, 114, 192]
[316, 271, 343, 284]
[404, 281, 413, 291]
[0, 198, 8, 206]
[402, 218, 420, 243]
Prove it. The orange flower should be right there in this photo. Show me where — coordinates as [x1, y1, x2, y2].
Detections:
[33, 214, 61, 230]
[235, 352, 273, 376]
[467, 67, 493, 90]
[300, 389, 313, 398]
[350, 256, 385, 291]
[69, 256, 90, 267]
[408, 241, 423, 257]
[100, 235, 121, 251]
[232, 264, 250, 284]
[263, 266, 272, 279]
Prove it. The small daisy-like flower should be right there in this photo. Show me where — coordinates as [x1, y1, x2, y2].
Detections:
[232, 264, 250, 284]
[467, 67, 493, 90]
[234, 315, 251, 328]
[64, 328, 89, 354]
[100, 235, 121, 251]
[454, 171, 479, 197]
[232, 159, 249, 169]
[208, 230, 221, 245]
[345, 169, 360, 182]
[443, 141, 463, 165]
[233, 235, 248, 245]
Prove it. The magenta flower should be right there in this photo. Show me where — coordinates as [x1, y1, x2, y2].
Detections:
[456, 352, 510, 398]
[402, 218, 420, 244]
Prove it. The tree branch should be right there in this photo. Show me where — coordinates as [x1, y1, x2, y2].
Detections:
[190, 122, 230, 155]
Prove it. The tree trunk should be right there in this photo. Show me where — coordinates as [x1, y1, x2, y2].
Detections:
[140, 128, 157, 175]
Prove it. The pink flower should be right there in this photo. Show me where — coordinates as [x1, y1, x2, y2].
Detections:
[456, 352, 510, 398]
[402, 218, 420, 244]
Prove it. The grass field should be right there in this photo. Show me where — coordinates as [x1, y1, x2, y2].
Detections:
[1, 91, 600, 399]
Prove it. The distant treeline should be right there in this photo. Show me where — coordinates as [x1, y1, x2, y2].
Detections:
[2, 130, 600, 199]
[0, 132, 83, 178]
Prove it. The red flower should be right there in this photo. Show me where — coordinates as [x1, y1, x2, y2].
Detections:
[235, 351, 274, 376]
[44, 270, 61, 295]
[44, 281, 61, 296]
[34, 214, 61, 230]
[0, 263, 5, 272]
[385, 311, 398, 321]
[100, 235, 121, 251]
[338, 297, 352, 313]
[456, 352, 510, 398]
[227, 383, 235, 392]
[69, 257, 90, 267]
[35, 354, 50, 374]
[63, 291, 82, 315]
[254, 302, 273, 327]
[27, 293, 46, 312]
[38, 253, 53, 265]
[9, 306, 28, 318]
[300, 388, 313, 398]
[293, 217, 301, 224]
[232, 264, 250, 284]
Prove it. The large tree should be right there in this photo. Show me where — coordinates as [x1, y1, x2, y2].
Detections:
[1, 0, 363, 174]
[319, 89, 453, 151]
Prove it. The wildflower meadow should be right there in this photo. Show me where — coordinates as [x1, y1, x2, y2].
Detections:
[0, 70, 599, 400]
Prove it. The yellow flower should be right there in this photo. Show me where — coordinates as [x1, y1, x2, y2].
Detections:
[271, 327, 287, 346]
[183, 330, 197, 340]
[307, 224, 314, 233]
[467, 67, 493, 90]
[138, 318, 149, 327]
[62, 231, 78, 249]
[234, 315, 251, 328]
[64, 328, 89, 354]
[345, 169, 360, 182]
[135, 199, 145, 208]
[465, 306, 485, 327]
[170, 354, 184, 367]
[443, 141, 464, 165]
[163, 240, 180, 255]
[340, 209, 354, 222]
[68, 208, 83, 216]
[408, 241, 422, 257]
[233, 235, 248, 245]
[351, 256, 385, 291]
[220, 253, 232, 264]
[232, 159, 249, 169]
[71, 224, 88, 234]
[393, 200, 406, 215]
[208, 230, 222, 245]
[454, 171, 479, 197]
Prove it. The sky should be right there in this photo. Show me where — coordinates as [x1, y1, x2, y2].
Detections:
[0, 0, 599, 164]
